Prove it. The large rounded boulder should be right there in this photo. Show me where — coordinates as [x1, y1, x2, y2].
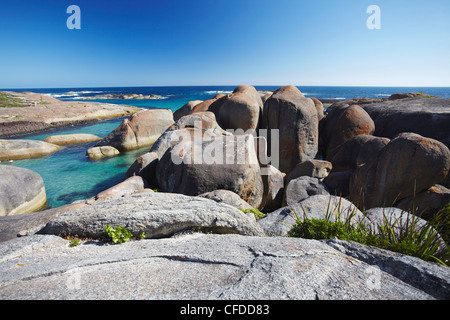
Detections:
[0, 139, 61, 161]
[156, 134, 264, 208]
[0, 165, 47, 216]
[217, 93, 261, 133]
[349, 133, 450, 209]
[321, 104, 375, 159]
[262, 85, 319, 174]
[95, 109, 174, 151]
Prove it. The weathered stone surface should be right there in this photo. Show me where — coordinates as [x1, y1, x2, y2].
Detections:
[321, 105, 375, 159]
[1, 233, 446, 299]
[258, 195, 363, 237]
[284, 159, 332, 186]
[217, 93, 261, 132]
[189, 98, 218, 114]
[349, 133, 450, 210]
[198, 190, 253, 210]
[0, 165, 47, 216]
[0, 202, 87, 242]
[95, 109, 174, 151]
[361, 98, 450, 149]
[173, 100, 203, 122]
[263, 86, 319, 173]
[41, 192, 265, 239]
[93, 176, 150, 202]
[43, 134, 101, 145]
[328, 135, 389, 172]
[125, 152, 159, 187]
[282, 176, 330, 206]
[233, 85, 264, 110]
[395, 185, 450, 220]
[149, 117, 228, 160]
[156, 134, 264, 208]
[170, 111, 223, 132]
[323, 171, 352, 197]
[0, 139, 61, 161]
[86, 146, 120, 160]
[363, 207, 431, 237]
[310, 97, 325, 121]
[260, 165, 284, 213]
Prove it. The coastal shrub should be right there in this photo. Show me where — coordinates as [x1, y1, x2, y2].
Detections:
[288, 203, 450, 266]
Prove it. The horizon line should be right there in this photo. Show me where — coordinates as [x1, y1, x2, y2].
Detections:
[2, 84, 450, 90]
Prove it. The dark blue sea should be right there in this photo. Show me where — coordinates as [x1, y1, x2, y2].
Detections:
[2, 85, 450, 209]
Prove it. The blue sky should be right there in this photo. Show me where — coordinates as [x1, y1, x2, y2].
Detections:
[0, 0, 449, 88]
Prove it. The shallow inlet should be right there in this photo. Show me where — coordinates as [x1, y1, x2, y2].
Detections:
[1, 118, 152, 209]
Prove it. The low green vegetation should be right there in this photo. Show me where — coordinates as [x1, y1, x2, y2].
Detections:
[68, 236, 81, 247]
[104, 225, 145, 244]
[238, 208, 267, 220]
[0, 92, 27, 108]
[288, 202, 450, 266]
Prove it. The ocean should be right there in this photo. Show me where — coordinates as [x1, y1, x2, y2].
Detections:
[2, 85, 450, 209]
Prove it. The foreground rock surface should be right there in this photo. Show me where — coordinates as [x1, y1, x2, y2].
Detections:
[41, 192, 265, 239]
[0, 233, 448, 299]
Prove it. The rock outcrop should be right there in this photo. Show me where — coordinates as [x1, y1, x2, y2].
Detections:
[43, 133, 101, 145]
[321, 104, 375, 159]
[282, 176, 330, 206]
[0, 139, 61, 161]
[258, 195, 364, 237]
[0, 91, 140, 138]
[86, 146, 120, 160]
[0, 165, 47, 216]
[349, 133, 450, 210]
[41, 192, 265, 239]
[156, 134, 264, 208]
[173, 100, 203, 122]
[361, 98, 450, 149]
[95, 109, 174, 151]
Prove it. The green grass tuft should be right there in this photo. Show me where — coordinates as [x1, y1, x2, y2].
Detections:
[288, 201, 450, 266]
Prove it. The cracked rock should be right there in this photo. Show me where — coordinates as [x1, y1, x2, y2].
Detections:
[0, 233, 448, 299]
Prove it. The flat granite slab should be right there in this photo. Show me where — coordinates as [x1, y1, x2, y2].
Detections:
[0, 233, 448, 300]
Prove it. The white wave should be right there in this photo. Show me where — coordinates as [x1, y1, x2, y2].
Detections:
[204, 90, 233, 95]
[49, 93, 80, 98]
[375, 94, 390, 97]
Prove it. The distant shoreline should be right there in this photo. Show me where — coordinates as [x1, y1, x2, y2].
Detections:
[0, 91, 140, 138]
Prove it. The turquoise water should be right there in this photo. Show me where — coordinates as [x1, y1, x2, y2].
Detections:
[2, 85, 449, 210]
[2, 119, 152, 208]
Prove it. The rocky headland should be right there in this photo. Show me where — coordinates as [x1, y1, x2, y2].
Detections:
[0, 91, 141, 137]
[78, 93, 164, 100]
[0, 85, 449, 300]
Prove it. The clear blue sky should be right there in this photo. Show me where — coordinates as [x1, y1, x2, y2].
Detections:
[1, 0, 449, 88]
